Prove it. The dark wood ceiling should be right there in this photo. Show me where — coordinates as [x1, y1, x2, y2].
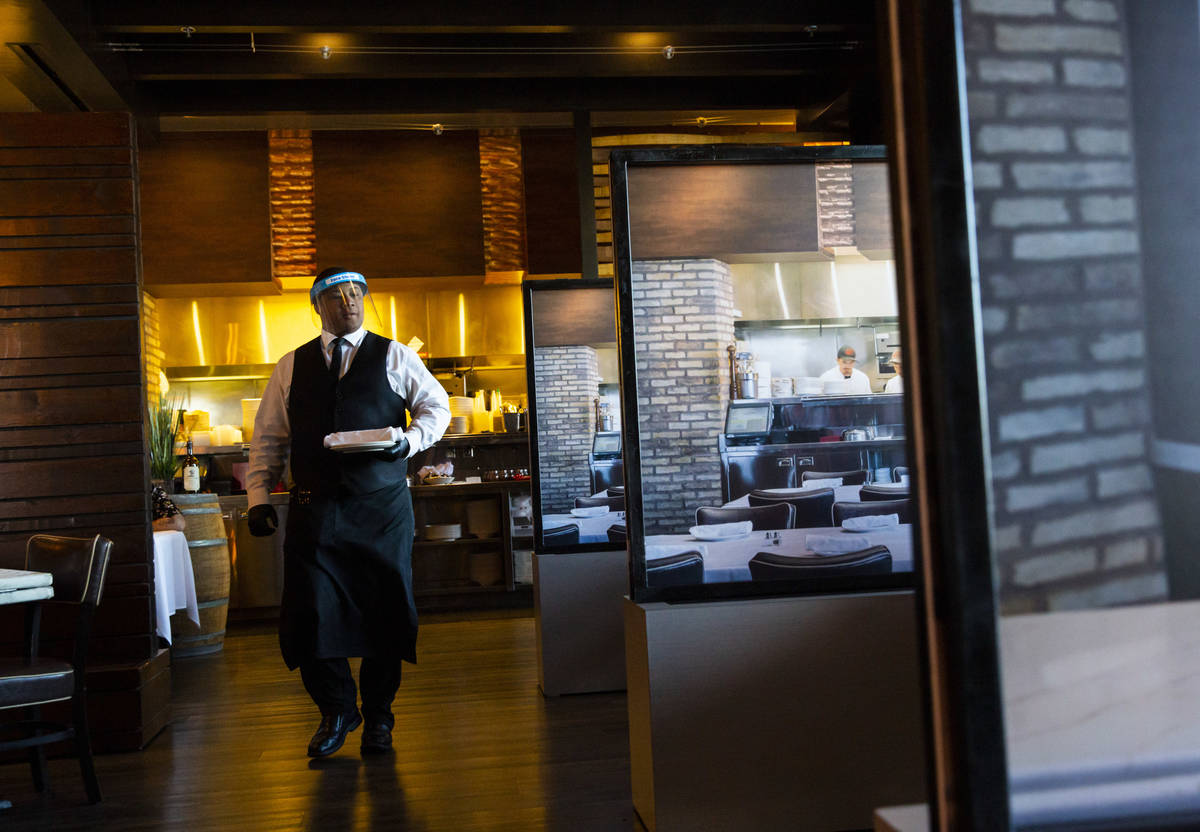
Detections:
[28, 0, 882, 138]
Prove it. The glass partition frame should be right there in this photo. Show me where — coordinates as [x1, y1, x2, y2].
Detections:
[523, 277, 625, 553]
[610, 144, 919, 604]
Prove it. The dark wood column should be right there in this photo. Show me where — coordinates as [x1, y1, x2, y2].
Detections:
[0, 112, 168, 751]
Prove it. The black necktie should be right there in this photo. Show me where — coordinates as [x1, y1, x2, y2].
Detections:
[329, 337, 346, 381]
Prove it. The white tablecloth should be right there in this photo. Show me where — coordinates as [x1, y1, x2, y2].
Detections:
[153, 530, 199, 643]
[645, 524, 915, 583]
[0, 569, 53, 605]
[542, 511, 627, 544]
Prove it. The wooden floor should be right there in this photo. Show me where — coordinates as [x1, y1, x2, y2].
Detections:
[0, 614, 639, 831]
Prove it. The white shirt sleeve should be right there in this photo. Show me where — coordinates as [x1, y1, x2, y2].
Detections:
[387, 340, 450, 455]
[246, 350, 295, 508]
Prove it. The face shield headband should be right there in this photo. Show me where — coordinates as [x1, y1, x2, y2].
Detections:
[310, 271, 368, 304]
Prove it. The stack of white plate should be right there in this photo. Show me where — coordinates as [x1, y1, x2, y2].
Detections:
[448, 397, 474, 434]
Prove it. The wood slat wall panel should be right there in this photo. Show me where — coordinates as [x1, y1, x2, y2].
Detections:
[0, 354, 140, 378]
[0, 147, 132, 167]
[0, 386, 141, 427]
[0, 318, 138, 359]
[0, 246, 137, 286]
[0, 113, 131, 148]
[0, 115, 152, 708]
[0, 179, 134, 217]
[0, 217, 136, 237]
[0, 422, 142, 449]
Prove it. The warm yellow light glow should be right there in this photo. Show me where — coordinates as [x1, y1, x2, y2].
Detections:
[258, 300, 270, 363]
[191, 301, 206, 365]
[457, 293, 466, 356]
[774, 262, 790, 319]
[519, 310, 526, 355]
[389, 295, 398, 341]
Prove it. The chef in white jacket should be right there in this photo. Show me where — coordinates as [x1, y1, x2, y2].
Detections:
[818, 345, 872, 394]
[884, 347, 904, 393]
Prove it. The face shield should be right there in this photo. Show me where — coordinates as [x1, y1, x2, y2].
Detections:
[309, 270, 384, 334]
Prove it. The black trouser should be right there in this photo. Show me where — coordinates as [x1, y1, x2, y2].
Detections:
[300, 656, 403, 728]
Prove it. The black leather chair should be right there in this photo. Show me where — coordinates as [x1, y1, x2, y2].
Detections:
[860, 484, 910, 502]
[646, 551, 704, 587]
[800, 469, 868, 486]
[574, 494, 625, 511]
[748, 545, 892, 580]
[833, 498, 913, 525]
[606, 486, 625, 498]
[543, 524, 580, 546]
[0, 533, 113, 804]
[606, 523, 627, 546]
[892, 466, 909, 482]
[695, 502, 794, 531]
[746, 488, 835, 529]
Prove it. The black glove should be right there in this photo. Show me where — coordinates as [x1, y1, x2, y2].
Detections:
[247, 504, 278, 537]
[371, 435, 410, 461]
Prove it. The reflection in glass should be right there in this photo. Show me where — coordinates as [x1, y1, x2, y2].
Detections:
[525, 281, 626, 550]
[613, 149, 914, 596]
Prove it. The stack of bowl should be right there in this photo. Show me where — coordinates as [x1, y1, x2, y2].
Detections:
[448, 397, 473, 434]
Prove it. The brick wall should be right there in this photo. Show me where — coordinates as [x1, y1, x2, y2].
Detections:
[533, 345, 599, 514]
[963, 0, 1165, 612]
[143, 291, 163, 408]
[267, 129, 316, 285]
[631, 259, 734, 534]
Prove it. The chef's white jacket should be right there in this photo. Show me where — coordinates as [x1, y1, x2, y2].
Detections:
[817, 366, 873, 395]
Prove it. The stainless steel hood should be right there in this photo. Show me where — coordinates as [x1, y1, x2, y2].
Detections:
[730, 259, 899, 322]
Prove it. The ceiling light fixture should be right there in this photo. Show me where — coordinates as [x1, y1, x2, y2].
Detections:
[432, 123, 444, 135]
[320, 45, 332, 60]
[180, 25, 195, 38]
[661, 45, 675, 59]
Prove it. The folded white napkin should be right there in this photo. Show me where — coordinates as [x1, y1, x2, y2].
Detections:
[323, 427, 397, 448]
[842, 514, 899, 532]
[571, 506, 609, 518]
[646, 543, 705, 560]
[688, 520, 753, 541]
[806, 534, 872, 555]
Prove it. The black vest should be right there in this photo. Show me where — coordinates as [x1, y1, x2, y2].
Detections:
[288, 331, 409, 494]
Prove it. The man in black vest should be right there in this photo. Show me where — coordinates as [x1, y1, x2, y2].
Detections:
[245, 267, 450, 757]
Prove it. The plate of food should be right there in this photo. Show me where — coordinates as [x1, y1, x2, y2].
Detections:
[424, 475, 455, 485]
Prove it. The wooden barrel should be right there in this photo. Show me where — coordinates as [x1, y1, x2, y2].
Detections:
[169, 492, 231, 657]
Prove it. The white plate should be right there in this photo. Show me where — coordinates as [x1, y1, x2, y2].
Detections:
[332, 440, 396, 453]
[689, 521, 753, 541]
[841, 514, 899, 532]
[424, 476, 455, 485]
[571, 506, 609, 518]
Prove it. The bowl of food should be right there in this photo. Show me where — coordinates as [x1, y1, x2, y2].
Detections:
[424, 475, 455, 485]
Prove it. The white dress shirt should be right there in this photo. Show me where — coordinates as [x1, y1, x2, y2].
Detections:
[246, 327, 450, 506]
[817, 366, 873, 394]
[884, 375, 904, 393]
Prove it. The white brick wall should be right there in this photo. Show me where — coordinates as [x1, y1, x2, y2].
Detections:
[965, 0, 1165, 612]
[631, 259, 734, 535]
[533, 345, 599, 515]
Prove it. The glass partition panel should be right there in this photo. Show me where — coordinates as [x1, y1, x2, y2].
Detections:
[524, 279, 625, 551]
[610, 146, 918, 602]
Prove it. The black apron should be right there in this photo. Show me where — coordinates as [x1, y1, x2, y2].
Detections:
[279, 332, 418, 669]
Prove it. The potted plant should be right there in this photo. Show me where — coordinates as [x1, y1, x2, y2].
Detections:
[148, 392, 183, 493]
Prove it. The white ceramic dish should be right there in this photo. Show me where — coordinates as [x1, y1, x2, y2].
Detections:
[571, 505, 609, 518]
[689, 520, 753, 541]
[333, 440, 396, 453]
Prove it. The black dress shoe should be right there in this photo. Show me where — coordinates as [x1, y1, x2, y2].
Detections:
[360, 722, 393, 755]
[307, 711, 362, 758]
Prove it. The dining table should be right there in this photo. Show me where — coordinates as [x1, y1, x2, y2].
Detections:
[644, 524, 915, 583]
[0, 568, 53, 810]
[153, 530, 200, 643]
[542, 510, 627, 544]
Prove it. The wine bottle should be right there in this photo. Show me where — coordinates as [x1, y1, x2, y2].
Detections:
[182, 439, 201, 493]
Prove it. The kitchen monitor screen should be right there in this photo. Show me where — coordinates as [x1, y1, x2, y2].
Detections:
[593, 433, 622, 454]
[725, 403, 771, 434]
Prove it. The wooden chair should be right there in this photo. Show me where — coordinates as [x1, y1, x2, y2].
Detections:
[747, 487, 836, 528]
[646, 552, 704, 588]
[833, 498, 913, 526]
[574, 494, 625, 511]
[694, 503, 794, 531]
[748, 545, 892, 580]
[0, 533, 113, 804]
[800, 469, 868, 486]
[543, 524, 580, 546]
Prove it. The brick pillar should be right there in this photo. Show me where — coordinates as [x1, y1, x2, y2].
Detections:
[143, 291, 163, 408]
[533, 345, 599, 514]
[631, 259, 734, 535]
[963, 0, 1165, 612]
[268, 129, 316, 285]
